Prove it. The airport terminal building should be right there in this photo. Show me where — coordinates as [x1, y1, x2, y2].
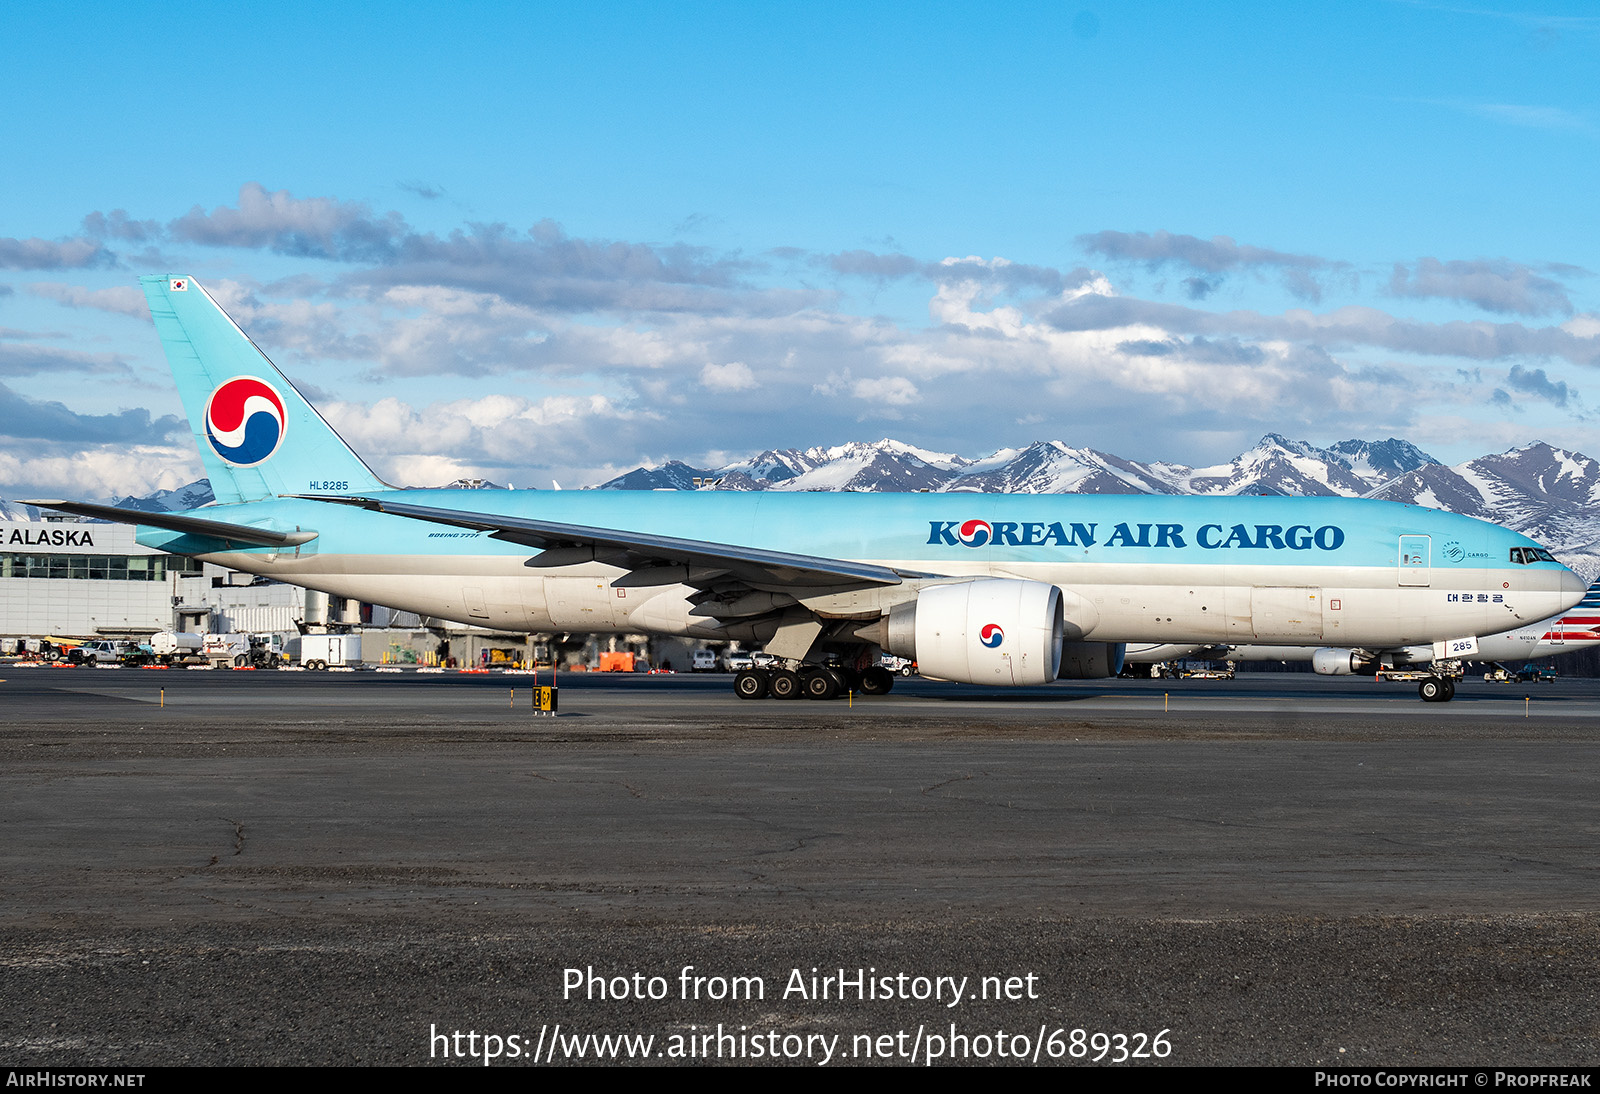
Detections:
[1, 519, 196, 637]
[0, 518, 325, 642]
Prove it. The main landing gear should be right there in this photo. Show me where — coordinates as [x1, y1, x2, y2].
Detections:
[734, 663, 896, 700]
[1418, 676, 1456, 702]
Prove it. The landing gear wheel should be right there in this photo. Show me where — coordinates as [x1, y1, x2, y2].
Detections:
[769, 669, 803, 700]
[1418, 677, 1453, 702]
[734, 669, 769, 700]
[860, 666, 894, 695]
[804, 669, 841, 700]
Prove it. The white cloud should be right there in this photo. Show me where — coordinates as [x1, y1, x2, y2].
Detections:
[851, 375, 920, 406]
[318, 392, 648, 485]
[1562, 314, 1600, 338]
[384, 453, 480, 488]
[699, 361, 757, 391]
[27, 282, 149, 318]
[6, 192, 1596, 496]
[0, 445, 199, 499]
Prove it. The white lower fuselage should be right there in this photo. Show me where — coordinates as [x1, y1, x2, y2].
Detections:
[202, 549, 1577, 650]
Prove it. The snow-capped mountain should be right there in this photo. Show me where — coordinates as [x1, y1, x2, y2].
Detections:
[610, 440, 969, 492]
[1177, 434, 1437, 497]
[1326, 438, 1439, 482]
[600, 434, 1439, 498]
[596, 461, 706, 491]
[0, 500, 42, 521]
[942, 441, 1184, 495]
[767, 441, 965, 492]
[104, 480, 215, 513]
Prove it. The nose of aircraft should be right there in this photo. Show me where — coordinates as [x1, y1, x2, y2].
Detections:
[1559, 566, 1587, 612]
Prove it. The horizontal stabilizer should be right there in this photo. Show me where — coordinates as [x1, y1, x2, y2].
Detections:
[21, 500, 317, 548]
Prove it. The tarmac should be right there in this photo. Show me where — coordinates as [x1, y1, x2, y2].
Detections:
[2, 667, 1598, 1066]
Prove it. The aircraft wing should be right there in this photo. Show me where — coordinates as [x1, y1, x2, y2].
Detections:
[294, 495, 937, 588]
[21, 500, 318, 548]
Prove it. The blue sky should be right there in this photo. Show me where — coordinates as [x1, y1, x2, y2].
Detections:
[3, 1, 1600, 497]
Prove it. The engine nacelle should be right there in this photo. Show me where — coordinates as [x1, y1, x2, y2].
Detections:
[881, 579, 1064, 686]
[1311, 648, 1379, 676]
[1058, 641, 1126, 679]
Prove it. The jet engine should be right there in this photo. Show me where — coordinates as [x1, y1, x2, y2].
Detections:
[1311, 648, 1380, 676]
[875, 578, 1065, 686]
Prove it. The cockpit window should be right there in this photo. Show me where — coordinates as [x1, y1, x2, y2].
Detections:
[1513, 547, 1558, 564]
[1510, 548, 1526, 564]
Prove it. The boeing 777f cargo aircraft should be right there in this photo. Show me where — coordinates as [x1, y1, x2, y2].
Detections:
[27, 277, 1588, 703]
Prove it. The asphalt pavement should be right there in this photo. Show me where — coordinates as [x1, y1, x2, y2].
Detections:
[2, 667, 1597, 1066]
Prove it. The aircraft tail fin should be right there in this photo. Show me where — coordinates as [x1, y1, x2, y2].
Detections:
[140, 275, 388, 504]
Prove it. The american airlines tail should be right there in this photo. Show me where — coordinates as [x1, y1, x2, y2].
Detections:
[140, 275, 387, 504]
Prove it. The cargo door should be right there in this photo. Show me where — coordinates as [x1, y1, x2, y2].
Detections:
[1251, 586, 1324, 640]
[545, 576, 618, 629]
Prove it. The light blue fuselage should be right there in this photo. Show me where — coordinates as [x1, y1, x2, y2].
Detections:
[138, 489, 1580, 648]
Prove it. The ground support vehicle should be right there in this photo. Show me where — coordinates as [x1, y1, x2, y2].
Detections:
[202, 632, 284, 668]
[1483, 664, 1558, 683]
[65, 640, 122, 665]
[152, 632, 204, 665]
[299, 634, 361, 670]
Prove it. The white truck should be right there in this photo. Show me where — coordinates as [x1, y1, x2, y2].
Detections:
[65, 640, 123, 665]
[151, 632, 205, 665]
